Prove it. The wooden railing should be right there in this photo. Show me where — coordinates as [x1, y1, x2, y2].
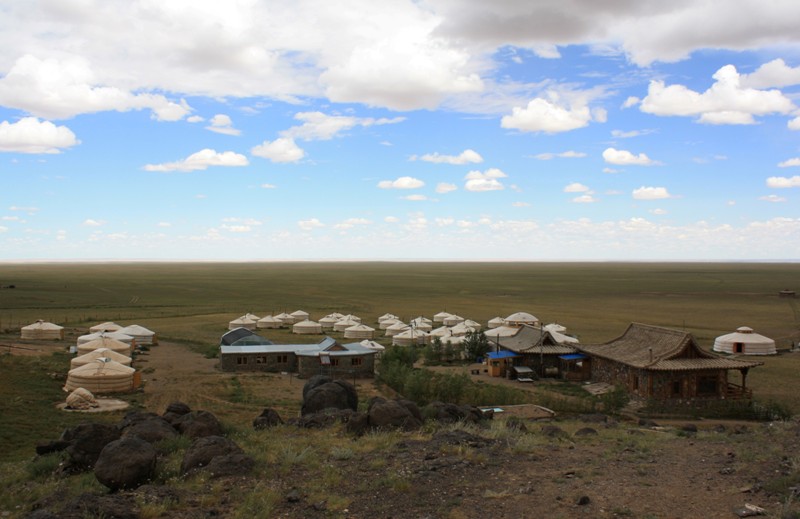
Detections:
[725, 383, 752, 399]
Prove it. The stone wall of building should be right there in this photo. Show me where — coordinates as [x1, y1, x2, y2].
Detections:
[219, 352, 297, 372]
[297, 355, 375, 379]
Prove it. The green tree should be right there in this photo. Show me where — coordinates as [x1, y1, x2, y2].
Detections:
[463, 329, 490, 361]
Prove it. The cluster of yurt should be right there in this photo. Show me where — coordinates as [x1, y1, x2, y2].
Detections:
[21, 320, 64, 340]
[228, 313, 260, 330]
[713, 326, 777, 355]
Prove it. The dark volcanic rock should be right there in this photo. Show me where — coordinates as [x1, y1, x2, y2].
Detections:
[181, 435, 244, 475]
[368, 398, 423, 431]
[302, 381, 357, 416]
[253, 407, 284, 430]
[94, 437, 157, 491]
[205, 452, 255, 479]
[61, 422, 121, 472]
[119, 412, 178, 444]
[291, 408, 356, 429]
[574, 427, 598, 437]
[541, 425, 570, 439]
[173, 410, 223, 439]
[423, 401, 484, 424]
[162, 401, 192, 424]
[52, 492, 139, 519]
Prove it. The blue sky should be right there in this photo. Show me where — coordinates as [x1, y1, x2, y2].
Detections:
[1, 0, 800, 261]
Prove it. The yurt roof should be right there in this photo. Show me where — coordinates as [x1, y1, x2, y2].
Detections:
[243, 313, 261, 321]
[544, 323, 567, 333]
[485, 326, 522, 338]
[22, 320, 63, 331]
[68, 358, 135, 376]
[90, 321, 123, 332]
[71, 348, 132, 366]
[336, 317, 360, 326]
[488, 317, 505, 324]
[327, 312, 345, 319]
[78, 336, 131, 351]
[290, 310, 310, 318]
[359, 339, 386, 351]
[505, 312, 538, 322]
[294, 319, 321, 326]
[229, 316, 257, 325]
[387, 321, 410, 331]
[79, 331, 134, 343]
[258, 315, 281, 323]
[430, 326, 453, 337]
[394, 328, 430, 339]
[274, 312, 293, 319]
[319, 315, 340, 324]
[118, 324, 154, 336]
[378, 313, 399, 322]
[715, 328, 775, 345]
[450, 322, 476, 334]
[434, 311, 452, 319]
[345, 324, 375, 332]
[411, 316, 432, 325]
[340, 314, 361, 321]
[463, 319, 481, 328]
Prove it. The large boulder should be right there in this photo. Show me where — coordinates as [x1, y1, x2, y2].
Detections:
[423, 401, 485, 424]
[118, 412, 178, 444]
[367, 398, 422, 431]
[162, 402, 192, 425]
[204, 453, 255, 479]
[173, 410, 223, 439]
[94, 437, 157, 491]
[253, 408, 284, 430]
[44, 493, 139, 519]
[302, 375, 334, 400]
[290, 408, 356, 429]
[60, 423, 121, 472]
[181, 435, 244, 475]
[301, 382, 357, 416]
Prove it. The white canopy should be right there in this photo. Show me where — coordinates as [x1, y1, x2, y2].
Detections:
[292, 319, 323, 334]
[713, 326, 777, 355]
[504, 312, 539, 326]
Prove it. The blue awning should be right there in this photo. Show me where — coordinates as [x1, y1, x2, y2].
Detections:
[559, 353, 588, 360]
[487, 350, 520, 359]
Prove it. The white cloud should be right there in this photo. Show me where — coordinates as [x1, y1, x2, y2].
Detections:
[401, 194, 429, 201]
[640, 65, 795, 125]
[205, 114, 241, 136]
[9, 206, 39, 212]
[611, 129, 653, 139]
[157, 222, 171, 227]
[378, 176, 425, 189]
[436, 218, 454, 226]
[622, 96, 640, 109]
[187, 115, 204, 123]
[334, 218, 371, 229]
[534, 150, 586, 160]
[741, 59, 800, 89]
[384, 216, 399, 223]
[789, 116, 800, 131]
[512, 202, 530, 207]
[283, 112, 404, 141]
[501, 91, 605, 134]
[767, 176, 800, 188]
[414, 149, 483, 165]
[261, 183, 277, 189]
[251, 138, 305, 163]
[436, 182, 458, 194]
[0, 117, 79, 154]
[221, 224, 252, 233]
[572, 195, 597, 203]
[83, 219, 103, 227]
[564, 182, 590, 193]
[759, 194, 787, 203]
[603, 147, 658, 166]
[0, 226, 8, 233]
[649, 208, 667, 215]
[777, 158, 800, 168]
[298, 218, 325, 231]
[143, 149, 249, 172]
[0, 54, 192, 120]
[464, 168, 507, 192]
[632, 186, 672, 200]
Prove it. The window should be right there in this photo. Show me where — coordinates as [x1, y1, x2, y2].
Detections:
[256, 356, 266, 364]
[697, 375, 718, 396]
[276, 355, 288, 364]
[351, 357, 363, 366]
[237, 356, 248, 365]
[632, 375, 639, 391]
[672, 380, 681, 397]
[330, 358, 340, 366]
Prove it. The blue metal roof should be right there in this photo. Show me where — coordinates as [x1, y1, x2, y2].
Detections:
[487, 350, 520, 359]
[559, 353, 588, 360]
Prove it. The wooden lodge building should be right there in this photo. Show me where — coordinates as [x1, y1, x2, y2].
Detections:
[576, 323, 762, 401]
[486, 325, 589, 380]
[219, 328, 376, 379]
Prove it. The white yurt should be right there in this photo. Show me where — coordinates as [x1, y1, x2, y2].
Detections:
[379, 318, 402, 330]
[378, 313, 399, 323]
[429, 326, 453, 339]
[292, 320, 323, 334]
[487, 317, 505, 329]
[463, 319, 482, 331]
[409, 318, 433, 332]
[339, 314, 362, 324]
[334, 317, 361, 332]
[359, 339, 386, 353]
[713, 327, 777, 355]
[385, 321, 410, 337]
[274, 312, 296, 325]
[89, 321, 123, 333]
[544, 323, 567, 334]
[449, 322, 476, 337]
[327, 312, 345, 320]
[64, 359, 137, 394]
[443, 314, 465, 326]
[76, 336, 132, 356]
[71, 348, 133, 369]
[392, 328, 431, 346]
[344, 324, 376, 339]
[118, 325, 157, 345]
[290, 310, 310, 321]
[504, 312, 539, 327]
[21, 320, 64, 340]
[319, 315, 340, 330]
[77, 331, 134, 347]
[441, 335, 466, 346]
[433, 311, 452, 323]
[257, 315, 283, 329]
[228, 315, 257, 331]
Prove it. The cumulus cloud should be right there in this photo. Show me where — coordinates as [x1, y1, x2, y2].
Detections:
[501, 91, 605, 134]
[283, 112, 405, 141]
[611, 129, 653, 139]
[157, 222, 171, 227]
[261, 183, 277, 189]
[777, 158, 800, 168]
[401, 194, 429, 201]
[512, 201, 530, 207]
[603, 147, 658, 166]
[0, 117, 79, 154]
[649, 208, 668, 215]
[384, 216, 399, 223]
[564, 182, 590, 193]
[413, 149, 483, 165]
[464, 168, 506, 192]
[143, 149, 249, 172]
[767, 176, 800, 188]
[741, 59, 800, 89]
[298, 218, 325, 231]
[251, 138, 305, 163]
[0, 55, 191, 120]
[572, 195, 597, 203]
[632, 186, 672, 200]
[436, 182, 458, 194]
[759, 194, 787, 203]
[534, 150, 586, 160]
[378, 176, 425, 189]
[640, 64, 795, 125]
[334, 218, 371, 229]
[83, 219, 103, 227]
[205, 114, 241, 136]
